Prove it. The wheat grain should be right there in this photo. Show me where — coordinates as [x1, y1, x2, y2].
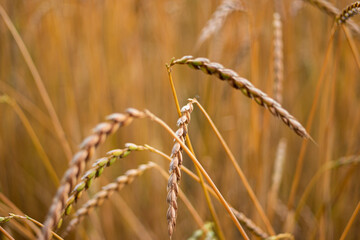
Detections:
[336, 2, 360, 24]
[167, 101, 194, 238]
[170, 56, 310, 140]
[40, 109, 147, 240]
[195, 0, 244, 49]
[62, 162, 155, 237]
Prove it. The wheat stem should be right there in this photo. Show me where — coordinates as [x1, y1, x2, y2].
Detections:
[1, 214, 63, 240]
[231, 208, 269, 239]
[63, 162, 155, 236]
[341, 24, 360, 71]
[0, 95, 60, 186]
[295, 155, 360, 220]
[287, 23, 337, 209]
[339, 201, 360, 240]
[0, 226, 15, 240]
[268, 139, 287, 220]
[145, 110, 250, 239]
[266, 233, 294, 240]
[143, 144, 267, 238]
[0, 4, 72, 162]
[191, 98, 275, 235]
[110, 194, 154, 240]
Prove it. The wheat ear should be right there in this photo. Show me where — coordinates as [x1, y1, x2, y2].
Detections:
[63, 162, 155, 237]
[170, 56, 310, 140]
[303, 0, 360, 36]
[40, 108, 146, 240]
[57, 144, 146, 228]
[273, 12, 284, 104]
[336, 2, 360, 24]
[195, 0, 244, 49]
[167, 102, 194, 238]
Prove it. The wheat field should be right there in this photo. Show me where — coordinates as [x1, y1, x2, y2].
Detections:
[0, 0, 359, 239]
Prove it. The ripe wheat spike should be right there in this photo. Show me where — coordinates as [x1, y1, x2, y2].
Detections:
[303, 0, 360, 36]
[170, 56, 311, 140]
[40, 108, 147, 240]
[195, 0, 244, 49]
[167, 101, 194, 237]
[336, 1, 360, 24]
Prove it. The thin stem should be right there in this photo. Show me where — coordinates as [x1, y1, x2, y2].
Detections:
[145, 110, 249, 240]
[295, 156, 360, 220]
[0, 4, 72, 162]
[0, 202, 36, 238]
[0, 193, 39, 234]
[166, 64, 182, 116]
[166, 64, 225, 240]
[144, 144, 269, 238]
[2, 214, 63, 240]
[144, 144, 204, 187]
[0, 81, 53, 133]
[191, 98, 275, 235]
[341, 25, 360, 71]
[287, 23, 337, 209]
[0, 95, 60, 186]
[0, 226, 15, 240]
[339, 201, 360, 240]
[110, 195, 154, 240]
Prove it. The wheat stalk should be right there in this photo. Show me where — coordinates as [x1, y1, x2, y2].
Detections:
[1, 213, 63, 240]
[40, 108, 147, 240]
[167, 101, 194, 238]
[336, 2, 360, 24]
[273, 12, 284, 104]
[268, 138, 287, 220]
[145, 110, 250, 239]
[170, 56, 310, 140]
[144, 143, 266, 240]
[266, 233, 294, 240]
[57, 144, 146, 228]
[62, 162, 155, 237]
[231, 208, 269, 239]
[195, 0, 244, 49]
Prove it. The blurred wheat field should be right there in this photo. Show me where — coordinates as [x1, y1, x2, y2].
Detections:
[0, 0, 360, 239]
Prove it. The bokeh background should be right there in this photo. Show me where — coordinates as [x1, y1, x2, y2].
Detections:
[0, 0, 359, 239]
